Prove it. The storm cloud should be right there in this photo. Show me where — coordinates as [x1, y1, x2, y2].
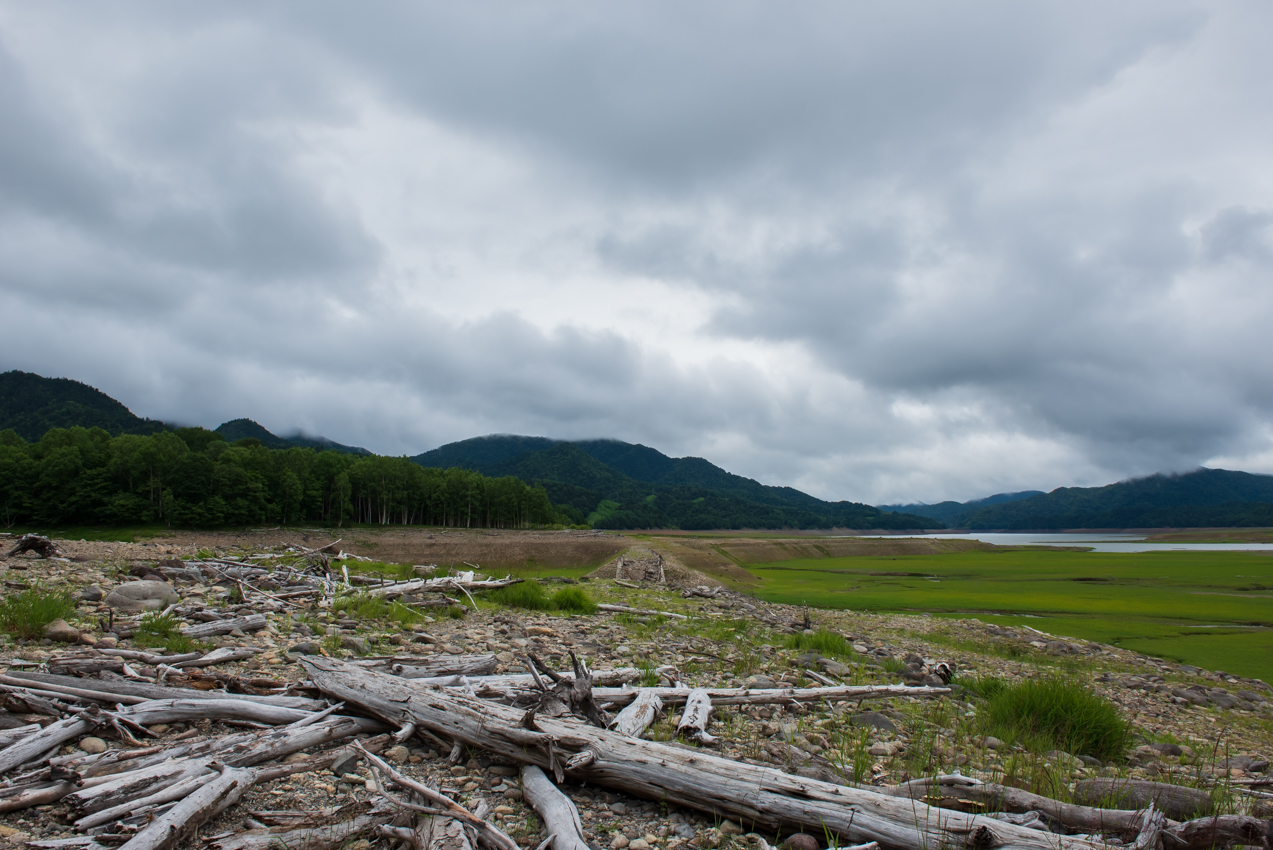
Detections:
[1, 1, 1271, 505]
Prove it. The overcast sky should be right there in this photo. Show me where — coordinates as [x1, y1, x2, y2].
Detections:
[3, 2, 1272, 505]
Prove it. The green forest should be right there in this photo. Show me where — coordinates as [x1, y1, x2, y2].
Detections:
[0, 426, 559, 530]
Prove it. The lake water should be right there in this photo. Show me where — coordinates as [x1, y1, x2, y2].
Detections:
[854, 531, 1273, 553]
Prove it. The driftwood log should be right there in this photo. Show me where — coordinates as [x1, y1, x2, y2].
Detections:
[1, 671, 324, 710]
[610, 689, 662, 737]
[675, 689, 716, 745]
[522, 765, 589, 850]
[1073, 778, 1214, 821]
[3, 534, 62, 559]
[180, 614, 268, 639]
[301, 657, 1107, 850]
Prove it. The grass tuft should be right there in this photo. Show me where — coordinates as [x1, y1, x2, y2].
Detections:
[954, 674, 1009, 701]
[332, 592, 423, 626]
[0, 586, 76, 640]
[550, 587, 598, 614]
[981, 676, 1132, 762]
[487, 581, 554, 611]
[483, 581, 597, 614]
[135, 611, 202, 654]
[785, 628, 854, 659]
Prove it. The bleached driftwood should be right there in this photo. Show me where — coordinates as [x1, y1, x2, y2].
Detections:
[390, 656, 499, 679]
[301, 657, 1100, 850]
[596, 604, 686, 620]
[610, 689, 662, 738]
[116, 765, 255, 850]
[355, 741, 519, 850]
[180, 613, 267, 639]
[1073, 778, 1214, 821]
[522, 765, 589, 850]
[211, 811, 385, 850]
[1, 671, 323, 710]
[592, 682, 949, 707]
[675, 689, 716, 745]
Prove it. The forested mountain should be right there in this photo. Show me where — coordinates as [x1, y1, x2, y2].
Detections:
[878, 490, 1044, 525]
[0, 372, 368, 456]
[411, 435, 558, 470]
[0, 371, 168, 442]
[215, 418, 370, 456]
[413, 435, 936, 531]
[955, 469, 1273, 529]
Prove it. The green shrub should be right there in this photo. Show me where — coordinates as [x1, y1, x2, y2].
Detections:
[982, 676, 1132, 762]
[0, 586, 76, 640]
[785, 629, 853, 659]
[550, 587, 598, 614]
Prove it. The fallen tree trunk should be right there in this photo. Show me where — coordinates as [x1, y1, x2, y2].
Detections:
[1072, 779, 1213, 821]
[522, 765, 589, 850]
[882, 775, 1270, 850]
[180, 613, 267, 639]
[210, 811, 384, 850]
[391, 656, 499, 678]
[882, 775, 1145, 831]
[596, 604, 686, 620]
[610, 689, 661, 738]
[2, 671, 323, 710]
[301, 658, 1097, 850]
[591, 683, 950, 707]
[116, 765, 254, 850]
[676, 689, 716, 745]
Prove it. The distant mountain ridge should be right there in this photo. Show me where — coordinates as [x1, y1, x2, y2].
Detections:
[878, 490, 1045, 525]
[0, 370, 368, 455]
[214, 418, 370, 456]
[411, 434, 936, 531]
[954, 468, 1273, 530]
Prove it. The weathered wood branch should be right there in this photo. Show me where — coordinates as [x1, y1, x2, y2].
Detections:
[302, 658, 1096, 850]
[210, 811, 384, 850]
[354, 740, 519, 850]
[596, 604, 686, 620]
[2, 671, 324, 710]
[592, 683, 949, 707]
[115, 765, 255, 850]
[610, 689, 661, 738]
[1073, 779, 1214, 821]
[675, 689, 716, 745]
[522, 765, 588, 850]
[180, 613, 267, 639]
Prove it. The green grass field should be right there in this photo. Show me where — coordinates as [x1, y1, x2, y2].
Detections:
[738, 548, 1273, 682]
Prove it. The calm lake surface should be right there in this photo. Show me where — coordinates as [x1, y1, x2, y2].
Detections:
[855, 531, 1273, 553]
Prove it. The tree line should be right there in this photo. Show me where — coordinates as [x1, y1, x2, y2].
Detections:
[0, 426, 560, 530]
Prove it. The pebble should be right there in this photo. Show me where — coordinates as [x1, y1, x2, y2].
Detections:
[385, 745, 410, 764]
[611, 836, 630, 849]
[628, 840, 651, 850]
[784, 835, 820, 850]
[78, 737, 107, 754]
[719, 820, 743, 836]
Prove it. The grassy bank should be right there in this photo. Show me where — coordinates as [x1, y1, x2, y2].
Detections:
[737, 548, 1273, 681]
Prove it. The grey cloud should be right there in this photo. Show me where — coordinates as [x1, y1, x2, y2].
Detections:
[1, 2, 1271, 504]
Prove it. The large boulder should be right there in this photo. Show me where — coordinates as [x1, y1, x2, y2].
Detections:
[104, 581, 180, 613]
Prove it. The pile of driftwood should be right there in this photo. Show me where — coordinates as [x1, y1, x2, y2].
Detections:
[0, 642, 1266, 850]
